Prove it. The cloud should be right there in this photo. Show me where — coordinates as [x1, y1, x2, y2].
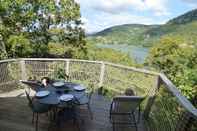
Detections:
[180, 0, 197, 8]
[77, 0, 170, 33]
[76, 0, 170, 16]
[144, 0, 170, 16]
[81, 12, 162, 33]
[91, 0, 144, 14]
[76, 0, 194, 33]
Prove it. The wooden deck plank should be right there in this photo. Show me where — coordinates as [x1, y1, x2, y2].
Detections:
[0, 89, 146, 131]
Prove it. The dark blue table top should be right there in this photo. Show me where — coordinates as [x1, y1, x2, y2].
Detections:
[36, 82, 86, 105]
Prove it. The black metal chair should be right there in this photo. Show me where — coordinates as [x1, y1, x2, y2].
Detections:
[56, 100, 80, 131]
[109, 96, 145, 131]
[20, 80, 42, 91]
[25, 90, 51, 131]
[75, 82, 94, 120]
[65, 74, 70, 82]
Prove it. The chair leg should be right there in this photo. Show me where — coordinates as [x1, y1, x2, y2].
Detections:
[74, 118, 80, 131]
[112, 123, 115, 131]
[87, 103, 93, 120]
[36, 113, 39, 131]
[132, 112, 138, 131]
[52, 108, 57, 121]
[32, 112, 35, 124]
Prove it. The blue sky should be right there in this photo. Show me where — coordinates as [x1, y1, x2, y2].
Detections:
[75, 0, 197, 33]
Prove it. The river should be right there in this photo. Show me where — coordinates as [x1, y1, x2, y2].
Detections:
[96, 44, 149, 64]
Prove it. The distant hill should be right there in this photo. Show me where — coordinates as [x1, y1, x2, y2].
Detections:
[167, 9, 197, 25]
[88, 24, 158, 46]
[91, 24, 158, 36]
[88, 9, 197, 47]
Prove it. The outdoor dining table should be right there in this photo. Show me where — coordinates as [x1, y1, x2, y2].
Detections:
[33, 81, 88, 127]
[35, 82, 87, 106]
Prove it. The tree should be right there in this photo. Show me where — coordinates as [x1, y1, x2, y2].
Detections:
[147, 35, 197, 131]
[86, 41, 134, 66]
[147, 36, 197, 103]
[0, 0, 86, 58]
[7, 35, 32, 58]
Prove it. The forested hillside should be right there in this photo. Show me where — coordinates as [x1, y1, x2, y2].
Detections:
[89, 9, 197, 47]
[88, 24, 158, 46]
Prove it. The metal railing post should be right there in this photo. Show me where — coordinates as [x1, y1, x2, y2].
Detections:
[99, 62, 105, 88]
[66, 59, 70, 76]
[144, 75, 161, 119]
[20, 59, 27, 80]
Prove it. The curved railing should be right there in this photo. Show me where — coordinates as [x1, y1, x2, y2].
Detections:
[0, 58, 196, 131]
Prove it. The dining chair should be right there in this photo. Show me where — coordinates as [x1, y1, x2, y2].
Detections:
[40, 76, 56, 88]
[25, 90, 51, 131]
[109, 96, 145, 131]
[65, 74, 70, 82]
[56, 101, 80, 131]
[21, 80, 42, 91]
[75, 82, 94, 120]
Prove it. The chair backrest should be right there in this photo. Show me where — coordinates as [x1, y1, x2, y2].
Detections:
[20, 80, 42, 90]
[65, 74, 70, 82]
[25, 90, 33, 108]
[111, 96, 145, 113]
[86, 82, 95, 100]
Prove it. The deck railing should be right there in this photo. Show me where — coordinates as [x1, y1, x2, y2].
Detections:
[0, 58, 196, 131]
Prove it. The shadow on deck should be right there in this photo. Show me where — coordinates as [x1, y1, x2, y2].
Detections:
[0, 89, 146, 131]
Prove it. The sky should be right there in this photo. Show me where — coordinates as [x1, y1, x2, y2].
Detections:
[75, 0, 197, 34]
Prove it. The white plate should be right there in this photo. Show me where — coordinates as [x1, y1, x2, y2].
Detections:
[53, 81, 64, 87]
[59, 94, 74, 101]
[36, 91, 50, 97]
[74, 85, 85, 91]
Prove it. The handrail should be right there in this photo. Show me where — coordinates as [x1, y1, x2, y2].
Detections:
[159, 73, 197, 118]
[19, 58, 103, 64]
[19, 58, 159, 76]
[0, 59, 18, 64]
[0, 58, 196, 119]
[104, 62, 160, 76]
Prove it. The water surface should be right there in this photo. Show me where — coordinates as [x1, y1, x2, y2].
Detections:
[96, 44, 149, 64]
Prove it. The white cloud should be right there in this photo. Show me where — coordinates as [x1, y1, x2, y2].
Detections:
[144, 0, 170, 16]
[91, 0, 144, 14]
[77, 0, 170, 16]
[77, 0, 170, 33]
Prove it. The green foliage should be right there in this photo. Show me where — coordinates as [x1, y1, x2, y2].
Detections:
[48, 42, 87, 59]
[167, 8, 197, 25]
[0, 35, 7, 60]
[54, 68, 66, 80]
[145, 21, 197, 46]
[86, 41, 134, 66]
[0, 0, 86, 58]
[48, 42, 66, 56]
[6, 35, 32, 58]
[32, 44, 49, 57]
[147, 36, 197, 103]
[88, 24, 157, 47]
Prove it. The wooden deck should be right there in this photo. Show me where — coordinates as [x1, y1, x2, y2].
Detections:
[0, 89, 146, 131]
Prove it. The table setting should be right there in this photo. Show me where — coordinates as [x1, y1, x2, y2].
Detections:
[35, 81, 87, 105]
